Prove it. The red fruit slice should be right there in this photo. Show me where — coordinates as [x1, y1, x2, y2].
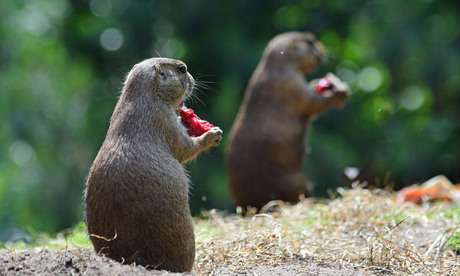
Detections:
[315, 74, 332, 94]
[179, 106, 214, 137]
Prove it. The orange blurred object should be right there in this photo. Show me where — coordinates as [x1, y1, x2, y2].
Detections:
[400, 175, 460, 204]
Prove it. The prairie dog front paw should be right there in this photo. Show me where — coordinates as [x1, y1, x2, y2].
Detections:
[327, 73, 350, 95]
[316, 73, 350, 109]
[202, 127, 223, 148]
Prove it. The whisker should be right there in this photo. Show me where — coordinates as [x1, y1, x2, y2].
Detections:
[189, 92, 205, 106]
[194, 81, 219, 94]
[154, 49, 162, 58]
[193, 73, 216, 79]
[193, 74, 218, 85]
[187, 73, 220, 107]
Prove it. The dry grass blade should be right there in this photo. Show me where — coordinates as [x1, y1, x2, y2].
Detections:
[194, 185, 460, 275]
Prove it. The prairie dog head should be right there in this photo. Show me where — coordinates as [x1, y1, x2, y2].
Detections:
[123, 58, 195, 109]
[264, 32, 325, 74]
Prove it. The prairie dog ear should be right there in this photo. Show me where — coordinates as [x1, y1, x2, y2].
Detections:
[154, 63, 164, 78]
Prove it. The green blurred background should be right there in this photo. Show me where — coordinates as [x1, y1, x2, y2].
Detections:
[1, 0, 459, 241]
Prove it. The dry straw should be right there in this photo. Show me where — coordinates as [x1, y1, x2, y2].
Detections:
[194, 184, 460, 275]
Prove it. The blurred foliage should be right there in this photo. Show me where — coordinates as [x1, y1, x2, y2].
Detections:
[0, 221, 90, 249]
[0, 0, 459, 240]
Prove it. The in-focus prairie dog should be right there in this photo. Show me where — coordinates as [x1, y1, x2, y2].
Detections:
[226, 32, 349, 211]
[85, 58, 222, 272]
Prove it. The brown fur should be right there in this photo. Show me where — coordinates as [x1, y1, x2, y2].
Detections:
[85, 58, 222, 272]
[226, 32, 349, 210]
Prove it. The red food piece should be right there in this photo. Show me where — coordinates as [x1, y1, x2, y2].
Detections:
[179, 106, 214, 137]
[315, 74, 332, 94]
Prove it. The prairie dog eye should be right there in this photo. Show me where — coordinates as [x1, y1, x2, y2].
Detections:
[306, 39, 315, 46]
[178, 65, 187, 73]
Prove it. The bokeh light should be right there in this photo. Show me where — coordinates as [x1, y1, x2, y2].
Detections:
[99, 28, 124, 51]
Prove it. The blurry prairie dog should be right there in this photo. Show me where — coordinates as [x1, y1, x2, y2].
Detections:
[226, 32, 349, 211]
[85, 58, 222, 272]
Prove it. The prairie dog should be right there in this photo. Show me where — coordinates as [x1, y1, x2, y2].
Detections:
[85, 58, 222, 272]
[226, 32, 349, 210]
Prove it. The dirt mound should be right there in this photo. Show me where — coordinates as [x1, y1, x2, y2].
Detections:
[0, 248, 174, 275]
[0, 248, 369, 276]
